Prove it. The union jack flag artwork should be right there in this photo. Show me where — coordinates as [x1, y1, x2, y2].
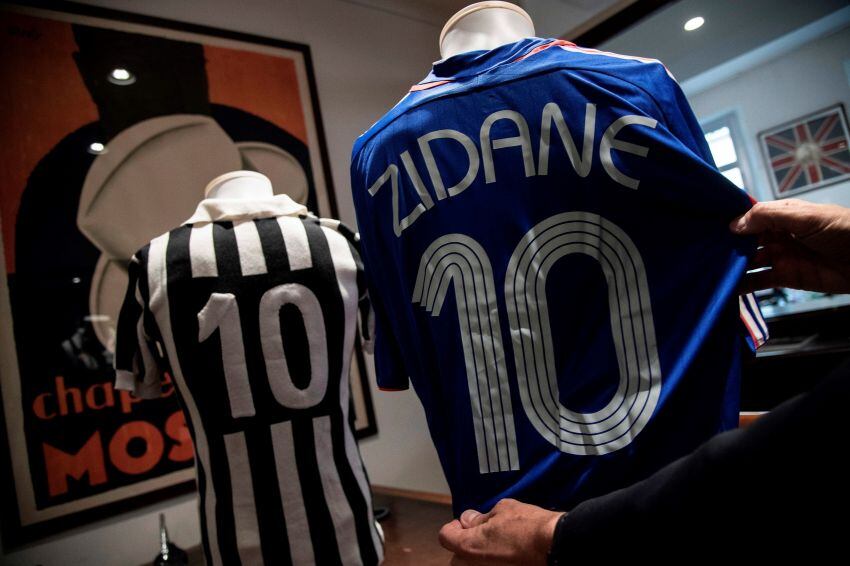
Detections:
[759, 105, 850, 198]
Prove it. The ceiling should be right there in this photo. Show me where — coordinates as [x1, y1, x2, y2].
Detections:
[524, 0, 625, 39]
[339, 0, 488, 27]
[600, 0, 848, 82]
[343, 0, 627, 36]
[343, 0, 847, 79]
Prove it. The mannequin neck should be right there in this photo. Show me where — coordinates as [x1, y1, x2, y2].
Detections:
[204, 171, 274, 200]
[440, 2, 536, 59]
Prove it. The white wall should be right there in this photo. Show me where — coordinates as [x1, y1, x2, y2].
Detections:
[686, 25, 850, 205]
[1, 1, 448, 564]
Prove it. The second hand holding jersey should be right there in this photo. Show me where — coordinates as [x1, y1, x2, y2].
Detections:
[350, 38, 767, 515]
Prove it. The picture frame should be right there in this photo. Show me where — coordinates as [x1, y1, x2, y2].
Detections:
[758, 104, 850, 199]
[0, 0, 376, 547]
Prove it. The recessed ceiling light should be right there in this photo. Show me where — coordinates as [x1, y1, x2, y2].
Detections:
[88, 142, 106, 155]
[684, 16, 705, 31]
[108, 67, 136, 85]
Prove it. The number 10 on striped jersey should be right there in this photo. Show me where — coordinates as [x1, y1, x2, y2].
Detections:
[197, 283, 330, 416]
[413, 211, 662, 473]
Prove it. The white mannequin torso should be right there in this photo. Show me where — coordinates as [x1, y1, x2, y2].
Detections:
[439, 1, 536, 59]
[204, 170, 274, 200]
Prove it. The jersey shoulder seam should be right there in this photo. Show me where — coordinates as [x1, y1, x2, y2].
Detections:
[352, 61, 671, 164]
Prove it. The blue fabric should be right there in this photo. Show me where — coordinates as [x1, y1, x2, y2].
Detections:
[351, 38, 761, 515]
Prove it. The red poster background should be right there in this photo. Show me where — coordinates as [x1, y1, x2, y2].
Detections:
[0, 6, 319, 543]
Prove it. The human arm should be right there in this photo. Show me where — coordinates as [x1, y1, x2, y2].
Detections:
[441, 356, 850, 561]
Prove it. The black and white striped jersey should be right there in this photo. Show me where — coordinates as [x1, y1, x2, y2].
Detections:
[114, 194, 383, 566]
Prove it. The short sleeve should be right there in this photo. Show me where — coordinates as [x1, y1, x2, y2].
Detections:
[349, 233, 377, 356]
[739, 293, 769, 352]
[643, 69, 768, 351]
[357, 270, 375, 355]
[330, 219, 408, 389]
[114, 253, 165, 398]
[318, 218, 377, 354]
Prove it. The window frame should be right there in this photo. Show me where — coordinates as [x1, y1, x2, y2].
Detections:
[701, 111, 756, 195]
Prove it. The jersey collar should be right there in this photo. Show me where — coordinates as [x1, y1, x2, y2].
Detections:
[422, 37, 551, 83]
[353, 38, 572, 158]
[183, 193, 308, 225]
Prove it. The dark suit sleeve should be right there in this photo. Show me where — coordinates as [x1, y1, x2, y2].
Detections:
[550, 357, 850, 558]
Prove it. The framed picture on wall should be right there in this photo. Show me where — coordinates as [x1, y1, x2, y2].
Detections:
[758, 104, 850, 199]
[0, 0, 376, 546]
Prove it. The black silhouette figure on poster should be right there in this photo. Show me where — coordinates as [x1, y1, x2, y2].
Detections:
[11, 24, 315, 511]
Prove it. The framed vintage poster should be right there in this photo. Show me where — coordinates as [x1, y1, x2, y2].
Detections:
[0, 0, 376, 546]
[759, 104, 850, 198]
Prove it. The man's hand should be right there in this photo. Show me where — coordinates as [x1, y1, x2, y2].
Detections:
[730, 199, 850, 294]
[438, 498, 564, 565]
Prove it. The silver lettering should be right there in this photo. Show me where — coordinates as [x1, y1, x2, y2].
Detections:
[367, 163, 426, 237]
[418, 129, 480, 198]
[600, 115, 657, 190]
[480, 110, 536, 184]
[538, 102, 595, 177]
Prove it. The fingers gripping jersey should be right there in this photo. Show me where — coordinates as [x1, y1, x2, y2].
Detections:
[350, 38, 767, 514]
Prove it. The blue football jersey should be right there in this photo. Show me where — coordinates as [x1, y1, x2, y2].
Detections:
[350, 38, 767, 515]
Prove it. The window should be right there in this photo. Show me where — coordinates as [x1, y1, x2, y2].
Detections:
[701, 113, 752, 193]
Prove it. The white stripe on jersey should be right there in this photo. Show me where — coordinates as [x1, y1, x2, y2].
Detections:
[224, 431, 263, 565]
[324, 226, 385, 560]
[133, 285, 163, 398]
[746, 293, 768, 340]
[148, 233, 223, 566]
[557, 45, 677, 80]
[313, 415, 362, 566]
[739, 296, 764, 346]
[319, 217, 342, 231]
[271, 421, 316, 565]
[344, 426, 383, 562]
[233, 219, 269, 275]
[278, 216, 313, 270]
[190, 223, 218, 278]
